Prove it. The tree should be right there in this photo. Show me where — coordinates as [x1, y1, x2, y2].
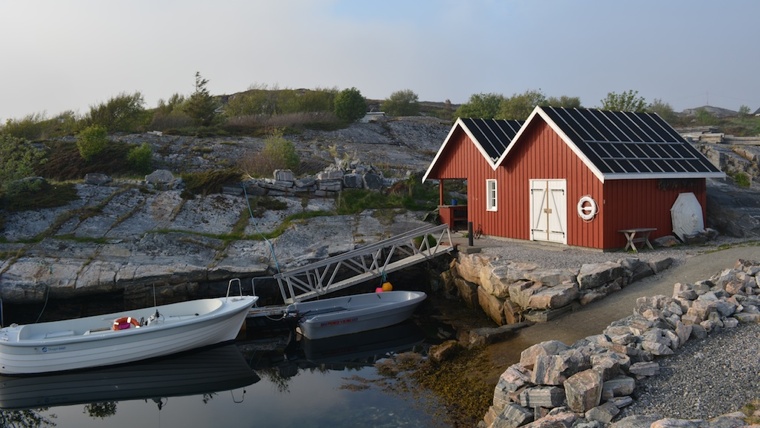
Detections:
[76, 125, 109, 161]
[86, 92, 145, 132]
[738, 105, 751, 117]
[496, 89, 547, 120]
[599, 90, 647, 112]
[186, 72, 218, 126]
[648, 99, 677, 123]
[382, 89, 420, 116]
[0, 134, 46, 192]
[546, 95, 582, 109]
[455, 93, 505, 119]
[334, 87, 366, 122]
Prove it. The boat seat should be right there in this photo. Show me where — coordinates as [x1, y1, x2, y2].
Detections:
[45, 330, 75, 339]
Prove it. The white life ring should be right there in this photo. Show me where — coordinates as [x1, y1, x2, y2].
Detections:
[577, 196, 598, 221]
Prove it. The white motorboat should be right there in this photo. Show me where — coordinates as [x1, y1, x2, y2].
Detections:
[0, 295, 257, 375]
[287, 290, 426, 340]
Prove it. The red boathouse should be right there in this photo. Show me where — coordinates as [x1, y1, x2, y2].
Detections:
[423, 106, 724, 250]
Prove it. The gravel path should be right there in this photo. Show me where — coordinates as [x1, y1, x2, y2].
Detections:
[617, 322, 760, 421]
[472, 235, 749, 271]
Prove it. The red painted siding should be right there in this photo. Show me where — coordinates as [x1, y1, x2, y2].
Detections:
[601, 179, 707, 249]
[427, 120, 709, 250]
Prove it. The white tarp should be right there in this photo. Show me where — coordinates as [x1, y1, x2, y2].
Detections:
[671, 192, 704, 241]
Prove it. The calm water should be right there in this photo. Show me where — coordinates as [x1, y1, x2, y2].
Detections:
[0, 322, 452, 428]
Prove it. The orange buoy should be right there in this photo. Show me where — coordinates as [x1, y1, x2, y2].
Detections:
[381, 282, 393, 291]
[113, 316, 140, 331]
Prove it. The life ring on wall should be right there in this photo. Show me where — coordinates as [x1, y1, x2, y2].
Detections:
[577, 196, 598, 221]
[113, 316, 140, 331]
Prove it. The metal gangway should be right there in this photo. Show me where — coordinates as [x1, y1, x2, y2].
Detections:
[274, 224, 454, 303]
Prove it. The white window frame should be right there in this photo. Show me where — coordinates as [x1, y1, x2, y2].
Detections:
[486, 179, 497, 211]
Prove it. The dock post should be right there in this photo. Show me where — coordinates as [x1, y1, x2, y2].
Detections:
[468, 221, 474, 247]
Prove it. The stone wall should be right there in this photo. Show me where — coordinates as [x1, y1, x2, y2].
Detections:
[442, 253, 675, 326]
[482, 259, 760, 428]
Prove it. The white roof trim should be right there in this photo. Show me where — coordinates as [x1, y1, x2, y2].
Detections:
[422, 118, 499, 182]
[495, 106, 608, 182]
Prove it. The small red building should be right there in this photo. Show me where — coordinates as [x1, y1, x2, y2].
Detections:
[423, 106, 725, 250]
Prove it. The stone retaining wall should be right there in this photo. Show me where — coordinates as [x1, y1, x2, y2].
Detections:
[481, 259, 760, 428]
[443, 253, 675, 326]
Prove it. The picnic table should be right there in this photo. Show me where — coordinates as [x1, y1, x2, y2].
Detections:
[619, 228, 656, 252]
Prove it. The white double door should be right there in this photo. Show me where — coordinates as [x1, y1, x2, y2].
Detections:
[529, 179, 567, 244]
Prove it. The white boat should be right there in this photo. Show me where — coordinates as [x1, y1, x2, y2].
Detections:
[0, 295, 257, 375]
[0, 344, 259, 410]
[287, 290, 426, 340]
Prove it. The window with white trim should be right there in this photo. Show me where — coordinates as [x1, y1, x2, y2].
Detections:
[486, 179, 497, 211]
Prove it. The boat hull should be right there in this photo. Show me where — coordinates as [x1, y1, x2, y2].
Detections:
[0, 296, 257, 375]
[293, 291, 426, 340]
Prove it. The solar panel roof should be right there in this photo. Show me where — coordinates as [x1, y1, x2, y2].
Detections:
[460, 118, 523, 160]
[540, 107, 723, 176]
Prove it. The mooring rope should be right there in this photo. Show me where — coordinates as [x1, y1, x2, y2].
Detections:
[242, 185, 281, 274]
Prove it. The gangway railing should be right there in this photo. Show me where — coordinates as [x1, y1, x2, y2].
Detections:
[274, 224, 454, 303]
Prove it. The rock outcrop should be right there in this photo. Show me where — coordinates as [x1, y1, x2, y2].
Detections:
[0, 165, 431, 303]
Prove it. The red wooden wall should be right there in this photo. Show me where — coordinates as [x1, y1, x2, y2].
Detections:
[428, 120, 708, 250]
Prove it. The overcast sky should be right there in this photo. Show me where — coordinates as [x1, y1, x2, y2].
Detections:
[1, 0, 758, 121]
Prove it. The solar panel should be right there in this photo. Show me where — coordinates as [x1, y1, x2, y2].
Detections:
[542, 107, 722, 176]
[461, 118, 523, 160]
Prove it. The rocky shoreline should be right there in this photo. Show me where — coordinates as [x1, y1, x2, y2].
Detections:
[479, 258, 760, 428]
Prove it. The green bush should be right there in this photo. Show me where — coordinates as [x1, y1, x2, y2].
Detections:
[238, 130, 300, 178]
[732, 172, 752, 188]
[127, 143, 153, 174]
[86, 92, 146, 132]
[77, 125, 109, 161]
[334, 87, 366, 122]
[0, 134, 47, 192]
[382, 90, 420, 117]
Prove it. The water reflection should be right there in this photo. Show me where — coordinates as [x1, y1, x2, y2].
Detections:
[0, 322, 451, 428]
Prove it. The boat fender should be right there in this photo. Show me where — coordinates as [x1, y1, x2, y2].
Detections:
[381, 282, 393, 292]
[113, 316, 140, 331]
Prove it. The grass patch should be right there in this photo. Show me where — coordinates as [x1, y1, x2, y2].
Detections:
[180, 168, 242, 198]
[731, 172, 752, 188]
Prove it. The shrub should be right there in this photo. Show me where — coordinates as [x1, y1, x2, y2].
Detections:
[86, 92, 146, 132]
[127, 143, 153, 174]
[382, 90, 420, 117]
[77, 125, 109, 161]
[334, 87, 366, 122]
[732, 172, 752, 188]
[0, 134, 47, 192]
[238, 130, 300, 178]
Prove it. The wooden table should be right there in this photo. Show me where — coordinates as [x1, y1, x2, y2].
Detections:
[619, 228, 656, 252]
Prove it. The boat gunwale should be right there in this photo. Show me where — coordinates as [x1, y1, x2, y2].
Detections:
[300, 293, 425, 324]
[0, 296, 257, 348]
